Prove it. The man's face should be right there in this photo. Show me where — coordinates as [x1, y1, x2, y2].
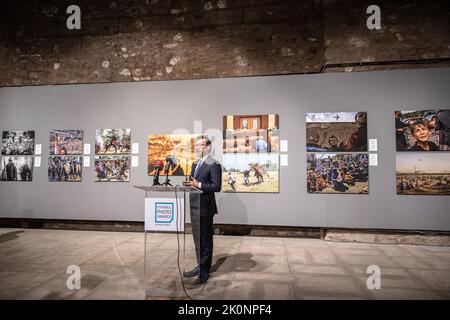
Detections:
[195, 139, 209, 158]
[427, 117, 437, 129]
[329, 136, 338, 147]
[356, 112, 367, 125]
[309, 134, 319, 144]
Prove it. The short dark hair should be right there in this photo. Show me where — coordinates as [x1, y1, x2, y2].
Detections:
[201, 135, 211, 146]
[329, 135, 338, 142]
[355, 112, 365, 121]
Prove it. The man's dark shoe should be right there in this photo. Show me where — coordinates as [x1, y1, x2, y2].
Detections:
[183, 266, 199, 278]
[197, 272, 210, 284]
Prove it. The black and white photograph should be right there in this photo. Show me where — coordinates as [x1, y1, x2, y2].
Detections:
[1, 131, 35, 155]
[0, 156, 33, 181]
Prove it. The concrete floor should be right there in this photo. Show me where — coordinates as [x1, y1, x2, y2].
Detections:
[0, 228, 449, 300]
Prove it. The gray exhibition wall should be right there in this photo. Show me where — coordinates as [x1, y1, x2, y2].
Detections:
[1, 68, 450, 231]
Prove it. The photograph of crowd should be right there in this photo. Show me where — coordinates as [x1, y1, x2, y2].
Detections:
[395, 110, 450, 151]
[222, 153, 279, 193]
[396, 153, 450, 195]
[1, 131, 35, 155]
[148, 134, 195, 176]
[0, 156, 33, 181]
[49, 130, 83, 155]
[48, 156, 82, 182]
[306, 112, 367, 152]
[94, 155, 130, 182]
[307, 153, 369, 194]
[223, 114, 279, 153]
[95, 129, 131, 155]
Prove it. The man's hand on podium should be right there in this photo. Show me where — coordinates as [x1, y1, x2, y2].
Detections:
[184, 178, 200, 188]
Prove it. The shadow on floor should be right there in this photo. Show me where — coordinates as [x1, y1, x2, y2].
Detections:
[167, 253, 259, 293]
[213, 252, 261, 273]
[0, 230, 24, 244]
[211, 254, 228, 273]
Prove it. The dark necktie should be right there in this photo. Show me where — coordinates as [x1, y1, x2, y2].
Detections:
[194, 161, 202, 178]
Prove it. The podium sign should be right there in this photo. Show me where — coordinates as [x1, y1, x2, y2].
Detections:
[144, 197, 184, 232]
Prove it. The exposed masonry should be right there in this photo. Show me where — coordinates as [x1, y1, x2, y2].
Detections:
[0, 0, 449, 86]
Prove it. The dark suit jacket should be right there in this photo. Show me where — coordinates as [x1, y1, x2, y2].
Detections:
[190, 155, 222, 216]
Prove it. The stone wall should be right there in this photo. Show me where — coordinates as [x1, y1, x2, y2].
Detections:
[0, 0, 449, 86]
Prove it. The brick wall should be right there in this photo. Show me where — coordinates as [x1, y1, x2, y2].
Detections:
[0, 0, 449, 86]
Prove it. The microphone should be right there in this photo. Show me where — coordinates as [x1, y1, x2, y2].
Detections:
[153, 160, 164, 186]
[164, 155, 174, 174]
[162, 155, 174, 186]
[154, 160, 163, 175]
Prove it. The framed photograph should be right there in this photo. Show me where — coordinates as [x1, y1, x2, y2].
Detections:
[95, 129, 131, 155]
[1, 156, 34, 181]
[49, 130, 83, 155]
[48, 156, 82, 182]
[1, 130, 35, 155]
[306, 112, 367, 152]
[395, 110, 450, 151]
[148, 134, 195, 177]
[396, 153, 450, 195]
[223, 114, 279, 153]
[222, 153, 279, 193]
[306, 153, 369, 194]
[94, 155, 130, 182]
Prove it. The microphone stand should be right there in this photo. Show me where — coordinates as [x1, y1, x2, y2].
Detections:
[162, 169, 172, 186]
[152, 167, 161, 186]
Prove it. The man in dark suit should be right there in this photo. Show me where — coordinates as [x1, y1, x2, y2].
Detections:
[5, 158, 17, 181]
[183, 136, 222, 284]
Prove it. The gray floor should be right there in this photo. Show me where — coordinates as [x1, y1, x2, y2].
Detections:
[0, 228, 449, 300]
